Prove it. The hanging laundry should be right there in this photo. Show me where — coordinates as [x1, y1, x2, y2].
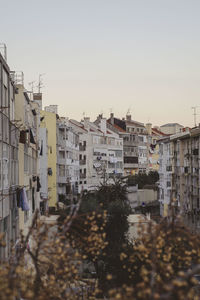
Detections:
[30, 129, 36, 144]
[40, 140, 43, 156]
[19, 188, 30, 211]
[32, 109, 37, 116]
[48, 168, 53, 176]
[16, 188, 21, 208]
[37, 176, 41, 192]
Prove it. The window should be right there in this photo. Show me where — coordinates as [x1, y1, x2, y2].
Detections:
[2, 143, 9, 189]
[138, 136, 144, 142]
[24, 144, 29, 173]
[59, 165, 65, 176]
[2, 115, 9, 143]
[124, 156, 138, 164]
[166, 181, 171, 188]
[115, 150, 122, 157]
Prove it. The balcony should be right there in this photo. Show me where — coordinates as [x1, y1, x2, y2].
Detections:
[124, 163, 138, 169]
[166, 166, 172, 172]
[124, 151, 138, 156]
[80, 173, 86, 179]
[79, 145, 86, 151]
[58, 176, 67, 184]
[123, 140, 138, 147]
[80, 160, 86, 166]
[192, 149, 199, 156]
[58, 158, 66, 165]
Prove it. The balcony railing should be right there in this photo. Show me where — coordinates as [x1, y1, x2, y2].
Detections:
[79, 145, 86, 151]
[80, 173, 86, 179]
[80, 160, 86, 165]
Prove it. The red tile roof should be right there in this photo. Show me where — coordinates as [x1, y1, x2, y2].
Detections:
[112, 123, 126, 133]
[152, 127, 169, 136]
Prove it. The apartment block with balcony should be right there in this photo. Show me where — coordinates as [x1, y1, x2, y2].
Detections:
[146, 124, 168, 172]
[158, 136, 174, 217]
[0, 51, 19, 260]
[39, 126, 49, 215]
[40, 108, 57, 211]
[158, 126, 200, 231]
[15, 82, 40, 236]
[170, 128, 200, 231]
[57, 117, 79, 203]
[107, 113, 148, 175]
[70, 116, 123, 192]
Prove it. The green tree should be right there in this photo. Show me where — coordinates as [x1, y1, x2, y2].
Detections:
[128, 171, 159, 189]
[65, 180, 132, 295]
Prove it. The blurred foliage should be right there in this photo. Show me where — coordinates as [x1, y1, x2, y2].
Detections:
[128, 171, 159, 189]
[1, 182, 200, 299]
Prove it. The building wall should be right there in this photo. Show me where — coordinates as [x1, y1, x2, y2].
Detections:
[158, 138, 173, 217]
[39, 127, 48, 214]
[0, 54, 19, 260]
[160, 124, 183, 135]
[15, 85, 40, 236]
[70, 118, 124, 192]
[40, 110, 57, 208]
[57, 117, 79, 202]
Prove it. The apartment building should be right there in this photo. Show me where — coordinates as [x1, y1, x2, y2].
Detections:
[170, 128, 200, 230]
[39, 126, 48, 215]
[160, 123, 184, 135]
[107, 113, 148, 175]
[40, 108, 57, 211]
[158, 126, 200, 231]
[0, 51, 19, 260]
[15, 82, 40, 235]
[158, 136, 174, 217]
[70, 116, 123, 191]
[146, 124, 167, 172]
[57, 117, 79, 203]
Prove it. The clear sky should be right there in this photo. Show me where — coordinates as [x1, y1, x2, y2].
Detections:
[1, 0, 200, 127]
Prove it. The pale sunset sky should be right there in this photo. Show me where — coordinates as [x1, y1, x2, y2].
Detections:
[1, 0, 200, 127]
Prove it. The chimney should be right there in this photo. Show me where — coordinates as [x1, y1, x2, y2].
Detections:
[110, 113, 114, 125]
[84, 117, 90, 129]
[146, 123, 152, 135]
[126, 114, 131, 121]
[100, 118, 107, 134]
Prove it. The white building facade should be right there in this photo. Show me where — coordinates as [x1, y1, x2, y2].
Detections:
[57, 117, 79, 202]
[70, 117, 124, 192]
[158, 137, 173, 217]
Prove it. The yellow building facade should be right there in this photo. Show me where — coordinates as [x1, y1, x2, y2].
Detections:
[40, 110, 57, 208]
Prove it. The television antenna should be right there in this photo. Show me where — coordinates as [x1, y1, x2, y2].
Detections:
[37, 73, 45, 93]
[191, 106, 200, 127]
[0, 43, 7, 61]
[28, 81, 35, 93]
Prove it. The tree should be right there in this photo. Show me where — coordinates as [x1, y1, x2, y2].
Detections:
[128, 171, 159, 189]
[1, 194, 200, 299]
[64, 180, 132, 296]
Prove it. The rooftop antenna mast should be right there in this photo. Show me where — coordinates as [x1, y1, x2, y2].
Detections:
[191, 106, 200, 127]
[0, 43, 7, 61]
[28, 81, 35, 93]
[126, 107, 131, 116]
[37, 73, 45, 93]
